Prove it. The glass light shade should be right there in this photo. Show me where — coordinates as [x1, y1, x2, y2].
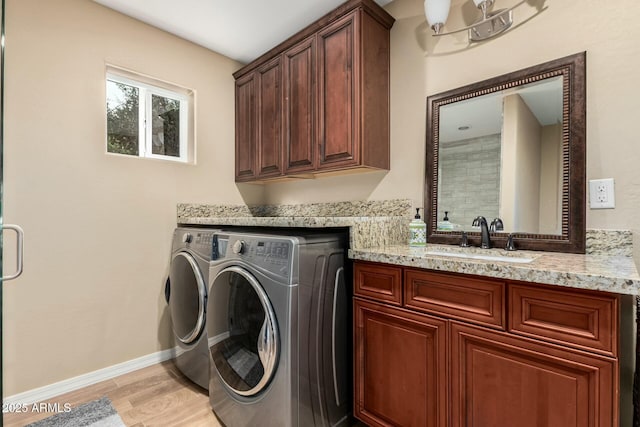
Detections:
[424, 0, 451, 27]
[473, 0, 484, 5]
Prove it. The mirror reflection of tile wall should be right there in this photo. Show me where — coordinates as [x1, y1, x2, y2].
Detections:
[438, 134, 501, 229]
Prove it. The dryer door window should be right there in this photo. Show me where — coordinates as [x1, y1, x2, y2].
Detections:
[209, 266, 279, 397]
[169, 251, 206, 344]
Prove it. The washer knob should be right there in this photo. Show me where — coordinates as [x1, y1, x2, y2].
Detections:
[232, 240, 245, 254]
[182, 233, 192, 244]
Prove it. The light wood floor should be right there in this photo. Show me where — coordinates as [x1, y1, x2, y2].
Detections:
[3, 361, 222, 427]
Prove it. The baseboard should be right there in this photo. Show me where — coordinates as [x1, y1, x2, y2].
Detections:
[3, 348, 175, 405]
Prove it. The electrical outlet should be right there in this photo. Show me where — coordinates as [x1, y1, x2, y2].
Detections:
[589, 178, 615, 209]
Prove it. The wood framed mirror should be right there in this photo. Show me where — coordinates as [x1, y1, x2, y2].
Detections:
[425, 52, 586, 253]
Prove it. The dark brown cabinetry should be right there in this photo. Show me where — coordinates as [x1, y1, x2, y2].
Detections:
[509, 283, 618, 357]
[234, 58, 283, 181]
[353, 260, 620, 427]
[233, 0, 394, 182]
[256, 58, 282, 178]
[317, 13, 357, 170]
[450, 322, 616, 427]
[355, 299, 447, 427]
[404, 269, 505, 329]
[234, 73, 257, 180]
[283, 36, 316, 174]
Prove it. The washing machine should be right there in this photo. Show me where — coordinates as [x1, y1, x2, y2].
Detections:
[165, 226, 218, 390]
[207, 229, 351, 427]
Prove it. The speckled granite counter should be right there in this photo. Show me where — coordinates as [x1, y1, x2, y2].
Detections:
[178, 199, 412, 250]
[349, 244, 640, 295]
[178, 199, 639, 295]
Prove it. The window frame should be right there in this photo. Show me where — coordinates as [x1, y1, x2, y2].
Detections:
[105, 67, 194, 163]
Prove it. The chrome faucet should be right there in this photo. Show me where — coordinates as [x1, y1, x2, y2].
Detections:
[472, 216, 491, 249]
[490, 218, 504, 232]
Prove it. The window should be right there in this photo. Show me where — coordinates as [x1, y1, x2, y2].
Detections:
[106, 67, 194, 162]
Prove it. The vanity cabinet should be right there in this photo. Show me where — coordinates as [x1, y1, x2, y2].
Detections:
[450, 322, 616, 427]
[233, 0, 394, 182]
[353, 260, 620, 427]
[354, 299, 447, 427]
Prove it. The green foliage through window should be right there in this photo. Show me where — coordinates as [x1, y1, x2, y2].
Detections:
[106, 73, 190, 161]
[151, 94, 180, 157]
[107, 81, 139, 155]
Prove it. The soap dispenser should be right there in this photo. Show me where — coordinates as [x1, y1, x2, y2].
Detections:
[409, 208, 427, 247]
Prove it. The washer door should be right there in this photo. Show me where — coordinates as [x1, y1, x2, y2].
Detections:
[168, 251, 206, 344]
[209, 266, 279, 397]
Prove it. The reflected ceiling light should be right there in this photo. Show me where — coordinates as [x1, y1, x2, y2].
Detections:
[424, 0, 532, 42]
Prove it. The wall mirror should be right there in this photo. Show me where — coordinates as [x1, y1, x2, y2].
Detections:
[425, 52, 586, 253]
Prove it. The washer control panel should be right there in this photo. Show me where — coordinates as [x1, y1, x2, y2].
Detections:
[176, 229, 215, 259]
[254, 240, 290, 264]
[217, 234, 293, 278]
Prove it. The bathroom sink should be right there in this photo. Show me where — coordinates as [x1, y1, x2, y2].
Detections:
[424, 250, 536, 264]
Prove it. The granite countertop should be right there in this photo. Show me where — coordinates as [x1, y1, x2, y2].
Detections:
[177, 200, 413, 250]
[349, 244, 640, 295]
[178, 199, 640, 296]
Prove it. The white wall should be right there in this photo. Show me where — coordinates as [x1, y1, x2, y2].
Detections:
[3, 0, 262, 395]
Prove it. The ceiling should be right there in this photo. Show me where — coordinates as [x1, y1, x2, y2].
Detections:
[93, 0, 392, 64]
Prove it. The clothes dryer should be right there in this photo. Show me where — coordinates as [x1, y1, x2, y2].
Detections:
[207, 229, 351, 427]
[165, 226, 217, 389]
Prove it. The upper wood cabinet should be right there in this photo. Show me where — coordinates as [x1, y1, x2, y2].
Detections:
[233, 0, 394, 182]
[235, 55, 284, 181]
[317, 13, 357, 170]
[256, 58, 282, 179]
[235, 73, 257, 181]
[283, 36, 316, 174]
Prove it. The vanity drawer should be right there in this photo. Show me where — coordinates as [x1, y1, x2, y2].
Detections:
[354, 261, 402, 306]
[509, 284, 618, 356]
[404, 269, 506, 329]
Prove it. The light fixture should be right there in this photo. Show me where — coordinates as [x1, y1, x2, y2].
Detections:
[424, 0, 451, 35]
[424, 0, 531, 42]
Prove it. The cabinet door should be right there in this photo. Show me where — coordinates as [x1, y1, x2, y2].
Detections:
[235, 73, 257, 181]
[283, 36, 316, 174]
[404, 269, 505, 329]
[509, 283, 618, 357]
[354, 298, 447, 427]
[354, 261, 402, 306]
[317, 11, 359, 170]
[450, 322, 618, 427]
[256, 58, 282, 178]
